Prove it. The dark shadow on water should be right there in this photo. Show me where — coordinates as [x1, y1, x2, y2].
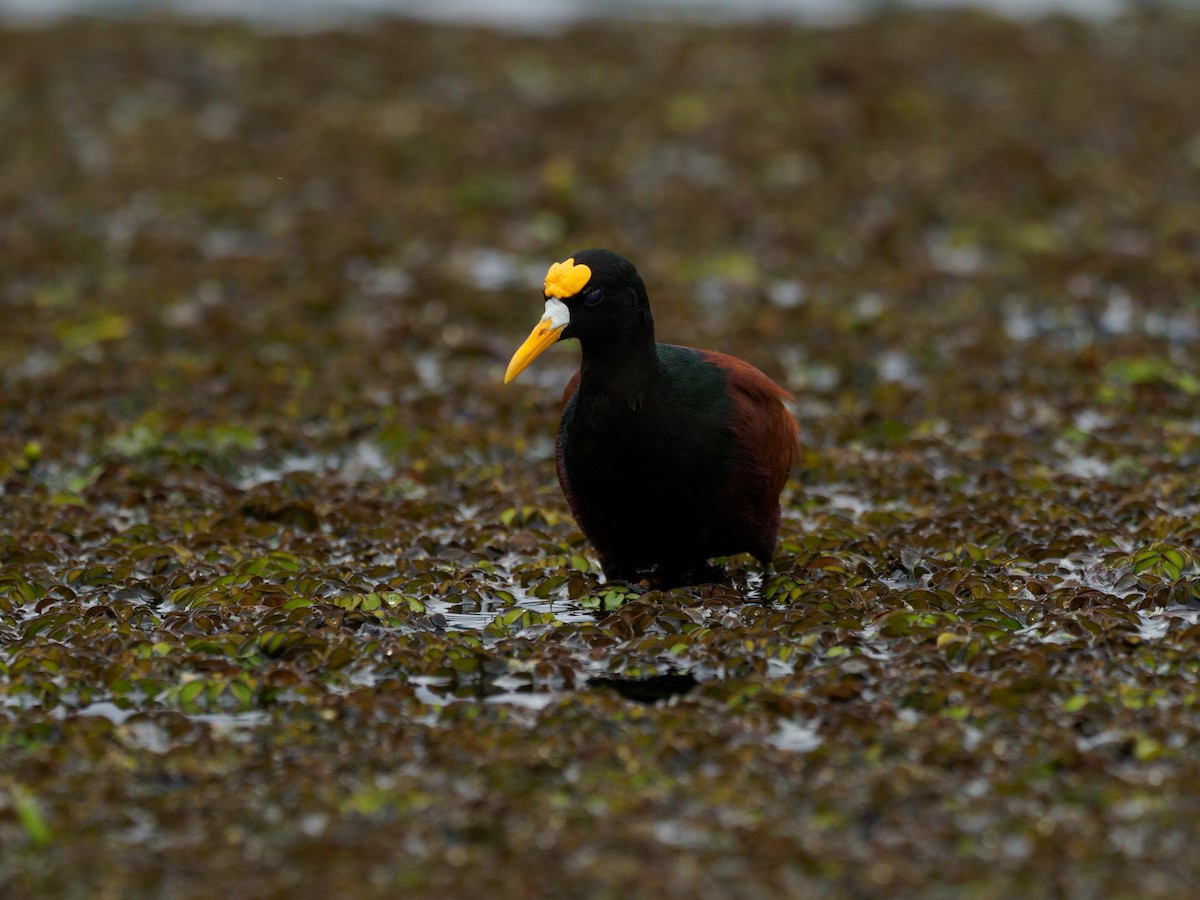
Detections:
[588, 672, 698, 704]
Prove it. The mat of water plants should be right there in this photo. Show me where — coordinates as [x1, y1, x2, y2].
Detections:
[2, 9, 1200, 897]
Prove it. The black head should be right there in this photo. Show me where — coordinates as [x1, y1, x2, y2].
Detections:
[553, 249, 652, 342]
[504, 249, 655, 383]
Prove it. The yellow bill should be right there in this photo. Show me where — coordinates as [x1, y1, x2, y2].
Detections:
[504, 297, 571, 383]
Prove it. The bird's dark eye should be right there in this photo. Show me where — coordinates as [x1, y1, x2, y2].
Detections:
[582, 289, 602, 308]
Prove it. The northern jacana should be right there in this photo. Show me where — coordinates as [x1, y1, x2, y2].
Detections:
[506, 249, 798, 586]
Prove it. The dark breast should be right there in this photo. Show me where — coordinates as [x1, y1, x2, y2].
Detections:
[556, 346, 742, 573]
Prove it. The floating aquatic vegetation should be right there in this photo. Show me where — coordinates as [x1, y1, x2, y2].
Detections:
[1, 10, 1200, 898]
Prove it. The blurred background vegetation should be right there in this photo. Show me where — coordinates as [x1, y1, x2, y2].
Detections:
[3, 2, 1200, 897]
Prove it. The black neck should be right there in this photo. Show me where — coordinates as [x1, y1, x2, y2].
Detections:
[578, 329, 663, 412]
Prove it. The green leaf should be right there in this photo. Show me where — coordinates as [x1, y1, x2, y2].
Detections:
[1063, 695, 1089, 713]
[177, 680, 207, 708]
[228, 680, 255, 709]
[13, 787, 51, 848]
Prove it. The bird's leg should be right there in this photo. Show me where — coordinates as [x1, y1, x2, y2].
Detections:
[644, 560, 701, 591]
[648, 566, 686, 591]
[697, 563, 731, 585]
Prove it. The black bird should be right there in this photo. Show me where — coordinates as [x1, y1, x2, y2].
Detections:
[505, 249, 798, 586]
